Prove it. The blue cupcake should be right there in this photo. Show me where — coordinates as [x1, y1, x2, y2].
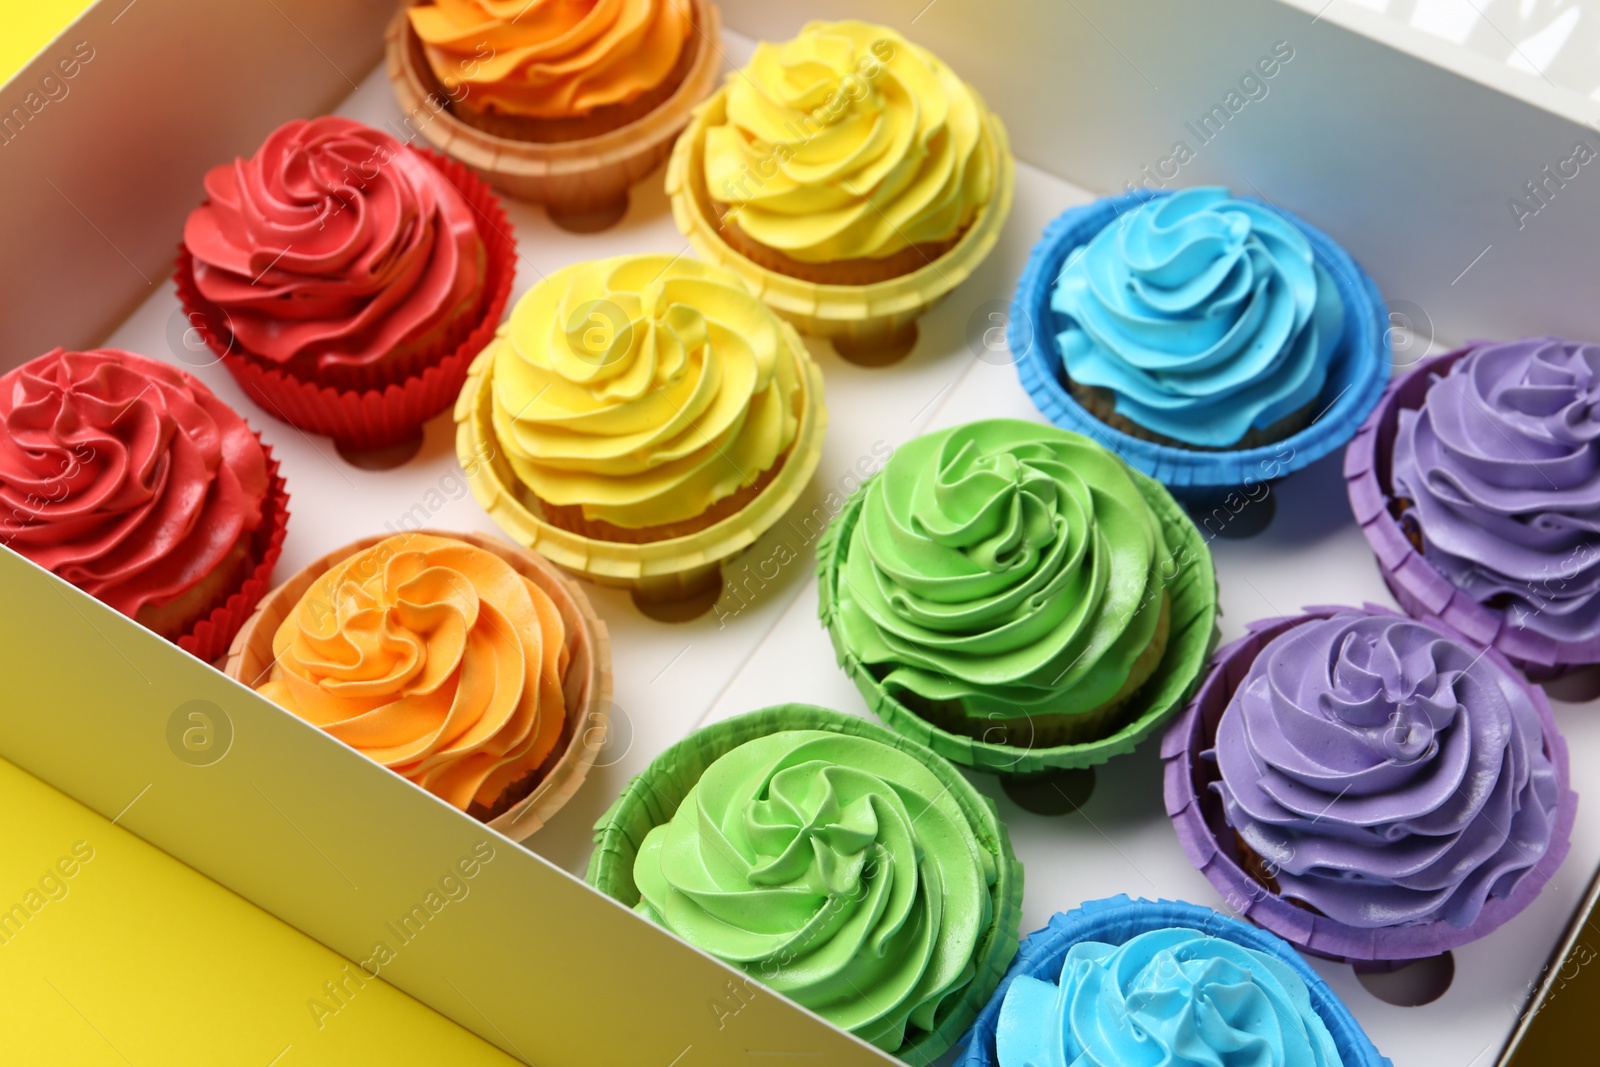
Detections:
[1012, 188, 1388, 502]
[959, 895, 1390, 1067]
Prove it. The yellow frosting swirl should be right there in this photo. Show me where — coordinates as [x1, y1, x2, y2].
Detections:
[705, 20, 995, 262]
[256, 534, 570, 811]
[486, 254, 808, 529]
[407, 0, 692, 119]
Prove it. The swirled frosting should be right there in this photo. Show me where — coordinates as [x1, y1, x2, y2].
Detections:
[1393, 338, 1600, 643]
[408, 0, 692, 119]
[256, 533, 570, 811]
[183, 117, 485, 374]
[0, 348, 268, 622]
[1211, 611, 1560, 929]
[704, 20, 996, 262]
[828, 419, 1167, 720]
[631, 729, 997, 1052]
[997, 928, 1344, 1067]
[1052, 187, 1346, 447]
[486, 254, 807, 528]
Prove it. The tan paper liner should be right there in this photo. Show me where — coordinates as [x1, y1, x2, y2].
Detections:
[174, 150, 517, 452]
[226, 529, 612, 842]
[665, 85, 1015, 358]
[384, 0, 723, 228]
[176, 438, 290, 664]
[453, 335, 828, 602]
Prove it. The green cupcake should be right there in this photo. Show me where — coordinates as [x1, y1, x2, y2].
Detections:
[817, 418, 1217, 773]
[588, 704, 1023, 1063]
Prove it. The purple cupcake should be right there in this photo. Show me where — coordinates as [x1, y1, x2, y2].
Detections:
[1162, 604, 1576, 962]
[1346, 338, 1600, 675]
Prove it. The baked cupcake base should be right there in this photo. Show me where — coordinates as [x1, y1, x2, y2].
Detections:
[454, 340, 827, 617]
[1345, 347, 1598, 679]
[174, 152, 516, 453]
[1161, 603, 1577, 963]
[817, 463, 1218, 775]
[1011, 189, 1388, 504]
[226, 529, 611, 841]
[666, 84, 1014, 367]
[1068, 379, 1318, 452]
[955, 896, 1392, 1067]
[587, 703, 1024, 1065]
[385, 0, 722, 233]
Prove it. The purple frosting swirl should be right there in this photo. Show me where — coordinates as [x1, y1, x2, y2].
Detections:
[1392, 337, 1600, 642]
[1209, 611, 1560, 929]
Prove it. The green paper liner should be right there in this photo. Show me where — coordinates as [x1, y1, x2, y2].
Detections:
[817, 464, 1219, 774]
[665, 85, 1014, 346]
[453, 329, 827, 597]
[586, 703, 1025, 1065]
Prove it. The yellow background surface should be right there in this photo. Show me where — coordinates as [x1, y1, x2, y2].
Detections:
[0, 0, 96, 83]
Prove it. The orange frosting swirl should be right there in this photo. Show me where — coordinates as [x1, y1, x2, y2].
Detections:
[408, 0, 693, 119]
[256, 534, 570, 810]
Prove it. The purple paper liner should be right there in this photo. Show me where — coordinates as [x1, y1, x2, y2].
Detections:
[1344, 346, 1600, 678]
[1010, 189, 1390, 502]
[955, 894, 1392, 1067]
[1161, 603, 1577, 963]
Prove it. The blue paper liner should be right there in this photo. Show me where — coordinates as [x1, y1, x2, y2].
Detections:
[956, 895, 1391, 1067]
[1009, 189, 1390, 500]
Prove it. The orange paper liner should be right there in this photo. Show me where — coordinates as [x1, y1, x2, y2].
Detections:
[665, 85, 1015, 344]
[383, 0, 723, 220]
[174, 151, 517, 451]
[225, 529, 612, 841]
[174, 438, 290, 664]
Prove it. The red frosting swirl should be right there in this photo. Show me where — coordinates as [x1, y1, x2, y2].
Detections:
[182, 117, 486, 375]
[0, 349, 268, 619]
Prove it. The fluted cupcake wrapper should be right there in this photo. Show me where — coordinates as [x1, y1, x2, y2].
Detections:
[816, 464, 1219, 774]
[665, 85, 1014, 353]
[586, 703, 1024, 1066]
[225, 528, 611, 842]
[174, 150, 517, 451]
[454, 334, 827, 598]
[955, 895, 1392, 1067]
[385, 0, 723, 225]
[1161, 602, 1577, 962]
[1344, 347, 1600, 677]
[1010, 189, 1390, 499]
[175, 438, 290, 664]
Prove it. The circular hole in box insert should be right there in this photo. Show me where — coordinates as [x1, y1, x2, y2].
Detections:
[1540, 664, 1600, 704]
[547, 196, 630, 235]
[336, 433, 425, 471]
[1354, 950, 1455, 1006]
[630, 575, 724, 623]
[831, 321, 919, 368]
[1001, 766, 1096, 815]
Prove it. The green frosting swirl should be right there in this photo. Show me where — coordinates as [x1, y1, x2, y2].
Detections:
[631, 729, 997, 1052]
[830, 419, 1167, 719]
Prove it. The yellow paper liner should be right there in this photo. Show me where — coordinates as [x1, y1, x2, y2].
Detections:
[453, 331, 828, 599]
[385, 0, 723, 226]
[665, 85, 1015, 350]
[225, 529, 611, 842]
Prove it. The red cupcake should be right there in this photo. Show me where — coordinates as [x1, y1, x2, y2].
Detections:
[175, 117, 515, 451]
[0, 348, 289, 661]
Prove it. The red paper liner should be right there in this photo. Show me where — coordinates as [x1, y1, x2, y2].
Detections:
[174, 150, 516, 450]
[174, 438, 290, 663]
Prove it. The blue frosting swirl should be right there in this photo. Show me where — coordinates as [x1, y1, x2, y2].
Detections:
[996, 926, 1345, 1067]
[1051, 187, 1345, 448]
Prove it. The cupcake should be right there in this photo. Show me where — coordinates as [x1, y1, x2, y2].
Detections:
[1163, 604, 1576, 962]
[455, 253, 826, 608]
[176, 116, 515, 451]
[386, 0, 722, 231]
[587, 704, 1023, 1061]
[816, 419, 1217, 774]
[959, 896, 1390, 1067]
[1347, 338, 1600, 676]
[228, 530, 610, 840]
[666, 20, 1013, 362]
[0, 348, 288, 662]
[1012, 187, 1388, 500]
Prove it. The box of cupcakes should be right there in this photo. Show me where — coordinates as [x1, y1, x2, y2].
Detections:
[3, 1, 1600, 1065]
